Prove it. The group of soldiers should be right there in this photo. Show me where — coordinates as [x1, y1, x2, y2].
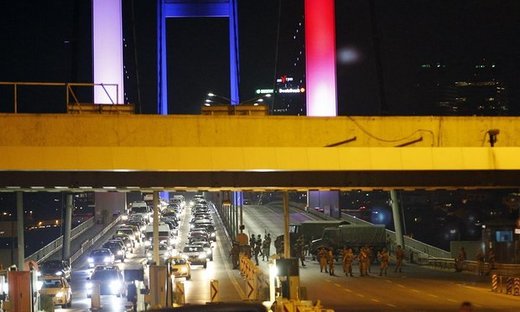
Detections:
[316, 244, 405, 277]
[229, 232, 272, 268]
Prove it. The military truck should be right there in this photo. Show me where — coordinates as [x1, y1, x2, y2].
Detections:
[275, 220, 349, 255]
[309, 224, 387, 256]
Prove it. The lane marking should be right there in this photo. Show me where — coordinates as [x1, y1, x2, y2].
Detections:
[343, 288, 352, 293]
[386, 303, 397, 308]
[410, 289, 420, 293]
[447, 298, 457, 303]
[385, 279, 393, 283]
[428, 294, 438, 298]
[356, 293, 365, 298]
[371, 298, 380, 303]
[397, 284, 405, 288]
[334, 283, 342, 288]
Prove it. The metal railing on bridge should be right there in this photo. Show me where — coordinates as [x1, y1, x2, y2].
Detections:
[25, 217, 95, 264]
[0, 81, 133, 113]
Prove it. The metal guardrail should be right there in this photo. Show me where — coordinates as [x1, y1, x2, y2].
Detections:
[25, 217, 95, 264]
[0, 81, 120, 113]
[69, 215, 121, 264]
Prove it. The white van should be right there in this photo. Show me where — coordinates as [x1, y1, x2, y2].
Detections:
[143, 224, 175, 247]
[129, 201, 152, 223]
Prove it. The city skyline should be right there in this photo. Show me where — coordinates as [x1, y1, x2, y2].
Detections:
[1, 1, 519, 115]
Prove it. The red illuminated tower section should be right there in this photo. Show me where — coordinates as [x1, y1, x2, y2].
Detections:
[305, 0, 337, 116]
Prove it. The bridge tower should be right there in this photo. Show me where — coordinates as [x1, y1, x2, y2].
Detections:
[157, 0, 240, 114]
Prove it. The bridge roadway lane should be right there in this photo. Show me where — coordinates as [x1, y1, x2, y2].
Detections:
[242, 203, 520, 312]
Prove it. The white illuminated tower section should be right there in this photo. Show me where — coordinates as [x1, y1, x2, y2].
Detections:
[93, 0, 124, 104]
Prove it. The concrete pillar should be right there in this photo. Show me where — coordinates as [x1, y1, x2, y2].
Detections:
[283, 191, 290, 258]
[152, 191, 160, 265]
[16, 192, 24, 270]
[62, 193, 73, 260]
[308, 191, 340, 218]
[390, 190, 404, 248]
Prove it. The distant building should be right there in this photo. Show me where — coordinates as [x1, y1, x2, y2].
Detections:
[271, 75, 306, 115]
[414, 60, 509, 115]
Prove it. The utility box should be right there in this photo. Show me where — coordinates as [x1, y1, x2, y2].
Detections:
[7, 271, 31, 312]
[275, 258, 299, 300]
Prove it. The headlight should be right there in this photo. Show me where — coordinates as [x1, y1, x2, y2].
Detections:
[86, 282, 93, 289]
[121, 215, 128, 220]
[55, 291, 64, 298]
[211, 233, 216, 237]
[180, 267, 187, 273]
[109, 280, 122, 290]
[169, 238, 176, 244]
[87, 257, 94, 263]
[146, 252, 152, 258]
[55, 271, 63, 276]
[126, 243, 132, 247]
[144, 241, 151, 247]
[117, 250, 123, 255]
[36, 271, 42, 277]
[198, 252, 207, 259]
[104, 256, 112, 263]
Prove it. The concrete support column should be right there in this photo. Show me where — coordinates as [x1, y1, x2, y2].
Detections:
[152, 191, 160, 265]
[390, 190, 404, 248]
[283, 191, 290, 258]
[62, 193, 73, 260]
[16, 192, 24, 270]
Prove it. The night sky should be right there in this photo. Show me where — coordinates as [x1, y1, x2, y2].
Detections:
[0, 0, 519, 114]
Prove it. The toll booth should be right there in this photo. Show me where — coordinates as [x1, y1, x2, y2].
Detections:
[275, 258, 299, 300]
[482, 218, 520, 264]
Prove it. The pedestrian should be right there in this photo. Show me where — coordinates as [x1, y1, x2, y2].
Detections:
[253, 236, 261, 265]
[378, 248, 389, 276]
[127, 281, 138, 312]
[327, 248, 335, 276]
[395, 245, 405, 273]
[318, 247, 328, 273]
[456, 247, 467, 272]
[342, 247, 354, 277]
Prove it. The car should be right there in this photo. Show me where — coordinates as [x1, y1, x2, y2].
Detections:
[182, 245, 208, 268]
[86, 265, 126, 297]
[113, 233, 135, 251]
[167, 256, 191, 280]
[38, 260, 71, 281]
[191, 241, 214, 261]
[87, 248, 115, 268]
[146, 243, 175, 264]
[102, 240, 126, 262]
[115, 227, 138, 243]
[39, 276, 72, 308]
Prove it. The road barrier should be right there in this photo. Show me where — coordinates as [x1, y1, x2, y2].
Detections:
[210, 280, 219, 303]
[175, 281, 185, 305]
[491, 273, 520, 296]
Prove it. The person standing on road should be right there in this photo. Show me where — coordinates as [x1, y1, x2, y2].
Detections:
[378, 248, 389, 276]
[342, 247, 354, 277]
[318, 247, 328, 273]
[475, 249, 485, 276]
[230, 242, 240, 269]
[262, 233, 271, 261]
[358, 247, 368, 276]
[395, 245, 405, 273]
[295, 235, 306, 267]
[327, 249, 335, 276]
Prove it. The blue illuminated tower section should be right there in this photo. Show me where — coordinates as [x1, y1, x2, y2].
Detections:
[157, 0, 240, 114]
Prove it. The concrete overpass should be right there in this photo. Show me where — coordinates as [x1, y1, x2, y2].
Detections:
[1, 114, 520, 191]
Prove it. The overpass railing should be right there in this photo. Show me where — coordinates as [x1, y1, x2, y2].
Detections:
[0, 81, 124, 113]
[25, 217, 95, 264]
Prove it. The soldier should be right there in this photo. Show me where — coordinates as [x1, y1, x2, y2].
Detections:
[327, 248, 335, 276]
[395, 245, 405, 273]
[358, 247, 368, 276]
[486, 248, 496, 275]
[229, 242, 240, 269]
[262, 233, 271, 261]
[295, 235, 306, 267]
[475, 249, 485, 276]
[250, 234, 256, 248]
[318, 247, 328, 273]
[342, 247, 354, 277]
[253, 235, 261, 265]
[366, 246, 374, 273]
[378, 248, 389, 276]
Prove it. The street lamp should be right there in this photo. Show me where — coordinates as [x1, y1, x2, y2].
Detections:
[205, 92, 271, 107]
